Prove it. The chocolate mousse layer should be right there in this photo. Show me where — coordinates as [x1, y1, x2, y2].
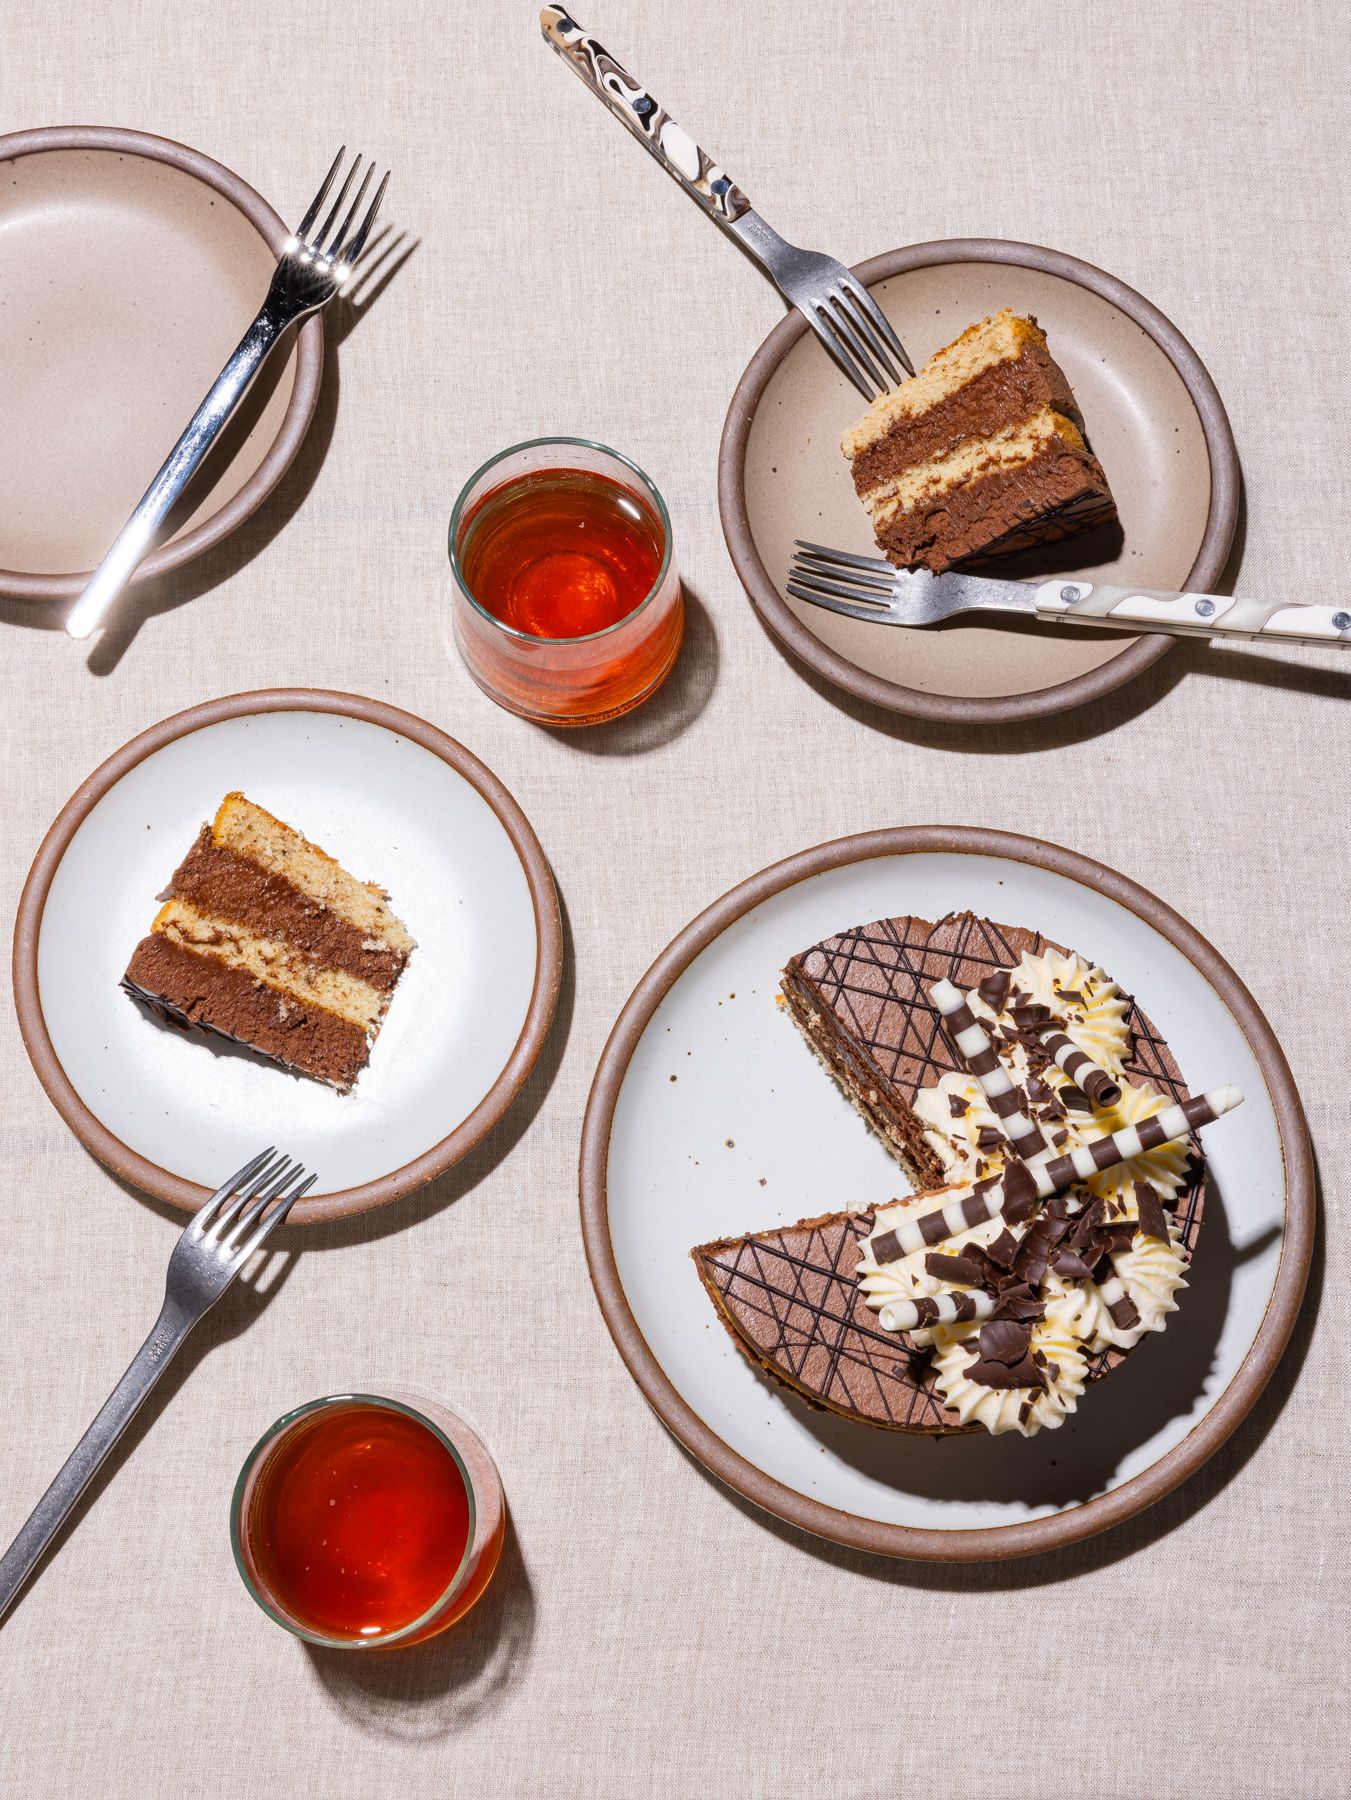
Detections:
[124, 934, 371, 1089]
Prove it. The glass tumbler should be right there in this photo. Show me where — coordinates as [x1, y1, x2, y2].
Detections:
[448, 437, 684, 725]
[231, 1389, 506, 1651]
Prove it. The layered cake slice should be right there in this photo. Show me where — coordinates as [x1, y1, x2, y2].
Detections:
[123, 793, 414, 1091]
[694, 918, 1235, 1436]
[840, 309, 1116, 572]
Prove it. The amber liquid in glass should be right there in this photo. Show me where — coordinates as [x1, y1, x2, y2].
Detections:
[459, 466, 664, 639]
[248, 1401, 471, 1641]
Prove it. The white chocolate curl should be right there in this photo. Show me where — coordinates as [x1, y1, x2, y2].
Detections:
[878, 1289, 995, 1333]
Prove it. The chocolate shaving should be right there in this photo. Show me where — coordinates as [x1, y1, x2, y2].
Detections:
[985, 1228, 1020, 1270]
[1053, 1248, 1098, 1281]
[1056, 987, 1086, 1006]
[974, 1318, 1033, 1366]
[1134, 1182, 1170, 1243]
[1000, 1161, 1039, 1225]
[1013, 1213, 1071, 1287]
[1059, 1083, 1092, 1113]
[1011, 1001, 1054, 1031]
[977, 969, 1012, 1013]
[948, 1093, 970, 1120]
[1025, 1074, 1054, 1105]
[924, 1252, 986, 1286]
[990, 1280, 1045, 1323]
[975, 1125, 1004, 1151]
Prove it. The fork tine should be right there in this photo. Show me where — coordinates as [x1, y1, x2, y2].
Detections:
[325, 159, 374, 260]
[839, 275, 915, 380]
[338, 170, 389, 269]
[294, 147, 346, 243]
[804, 305, 874, 402]
[221, 1160, 305, 1250]
[787, 578, 899, 625]
[204, 1154, 295, 1243]
[822, 296, 890, 396]
[792, 552, 894, 593]
[788, 566, 893, 607]
[232, 1172, 318, 1263]
[312, 153, 361, 254]
[794, 539, 895, 574]
[189, 1147, 277, 1235]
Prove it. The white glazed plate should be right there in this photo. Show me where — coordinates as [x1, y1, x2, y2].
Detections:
[580, 829, 1311, 1559]
[15, 692, 561, 1225]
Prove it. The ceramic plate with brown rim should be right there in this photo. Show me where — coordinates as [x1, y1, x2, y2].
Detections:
[579, 828, 1311, 1560]
[719, 240, 1240, 726]
[0, 126, 323, 602]
[13, 691, 562, 1226]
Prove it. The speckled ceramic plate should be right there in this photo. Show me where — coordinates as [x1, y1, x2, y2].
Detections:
[13, 692, 562, 1225]
[580, 828, 1311, 1561]
[0, 126, 323, 602]
[719, 240, 1240, 726]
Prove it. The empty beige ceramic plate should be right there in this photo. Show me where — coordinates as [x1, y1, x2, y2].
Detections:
[719, 239, 1240, 725]
[0, 126, 323, 601]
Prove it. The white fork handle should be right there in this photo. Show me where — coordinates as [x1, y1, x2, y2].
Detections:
[1034, 579, 1351, 647]
[65, 301, 288, 641]
[0, 1299, 193, 1623]
[540, 7, 751, 222]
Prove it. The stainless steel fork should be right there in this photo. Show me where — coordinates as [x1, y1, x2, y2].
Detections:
[0, 1148, 315, 1623]
[65, 149, 390, 640]
[787, 540, 1351, 647]
[540, 7, 914, 398]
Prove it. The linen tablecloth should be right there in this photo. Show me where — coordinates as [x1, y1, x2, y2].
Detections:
[1, 3, 1346, 1794]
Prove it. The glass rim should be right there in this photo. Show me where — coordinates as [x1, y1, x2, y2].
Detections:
[446, 436, 674, 646]
[230, 1391, 478, 1652]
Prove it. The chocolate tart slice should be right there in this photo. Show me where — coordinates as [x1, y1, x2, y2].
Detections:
[697, 917, 1204, 1435]
[123, 792, 414, 1091]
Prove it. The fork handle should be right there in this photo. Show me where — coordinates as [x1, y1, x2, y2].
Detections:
[0, 1298, 194, 1622]
[1034, 579, 1351, 647]
[64, 299, 290, 640]
[540, 7, 751, 223]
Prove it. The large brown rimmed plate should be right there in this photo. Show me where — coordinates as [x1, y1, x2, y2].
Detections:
[580, 827, 1311, 1560]
[719, 239, 1240, 726]
[0, 126, 323, 602]
[13, 691, 562, 1225]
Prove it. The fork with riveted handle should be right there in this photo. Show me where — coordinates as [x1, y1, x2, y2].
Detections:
[0, 1148, 316, 1623]
[65, 149, 390, 641]
[540, 7, 913, 399]
[787, 541, 1351, 647]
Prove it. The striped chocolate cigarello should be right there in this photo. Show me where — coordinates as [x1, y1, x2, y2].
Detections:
[929, 978, 1049, 1161]
[1028, 1019, 1122, 1108]
[866, 1085, 1241, 1266]
[879, 1289, 995, 1333]
[1033, 1085, 1243, 1197]
[867, 1163, 1040, 1264]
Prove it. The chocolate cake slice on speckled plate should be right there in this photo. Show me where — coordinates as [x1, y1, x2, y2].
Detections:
[692, 913, 1217, 1437]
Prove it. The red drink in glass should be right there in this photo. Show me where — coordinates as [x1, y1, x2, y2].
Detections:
[232, 1392, 505, 1649]
[449, 438, 683, 724]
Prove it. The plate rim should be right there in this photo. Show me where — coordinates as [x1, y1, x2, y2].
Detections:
[717, 236, 1241, 726]
[12, 688, 564, 1226]
[579, 825, 1313, 1561]
[0, 123, 324, 602]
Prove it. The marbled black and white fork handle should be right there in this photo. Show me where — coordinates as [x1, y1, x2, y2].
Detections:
[539, 6, 752, 222]
[1035, 579, 1351, 647]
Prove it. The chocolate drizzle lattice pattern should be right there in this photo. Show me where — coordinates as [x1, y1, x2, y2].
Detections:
[694, 914, 1206, 1434]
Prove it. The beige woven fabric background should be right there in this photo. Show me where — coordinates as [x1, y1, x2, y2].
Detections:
[1, 2, 1347, 1794]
